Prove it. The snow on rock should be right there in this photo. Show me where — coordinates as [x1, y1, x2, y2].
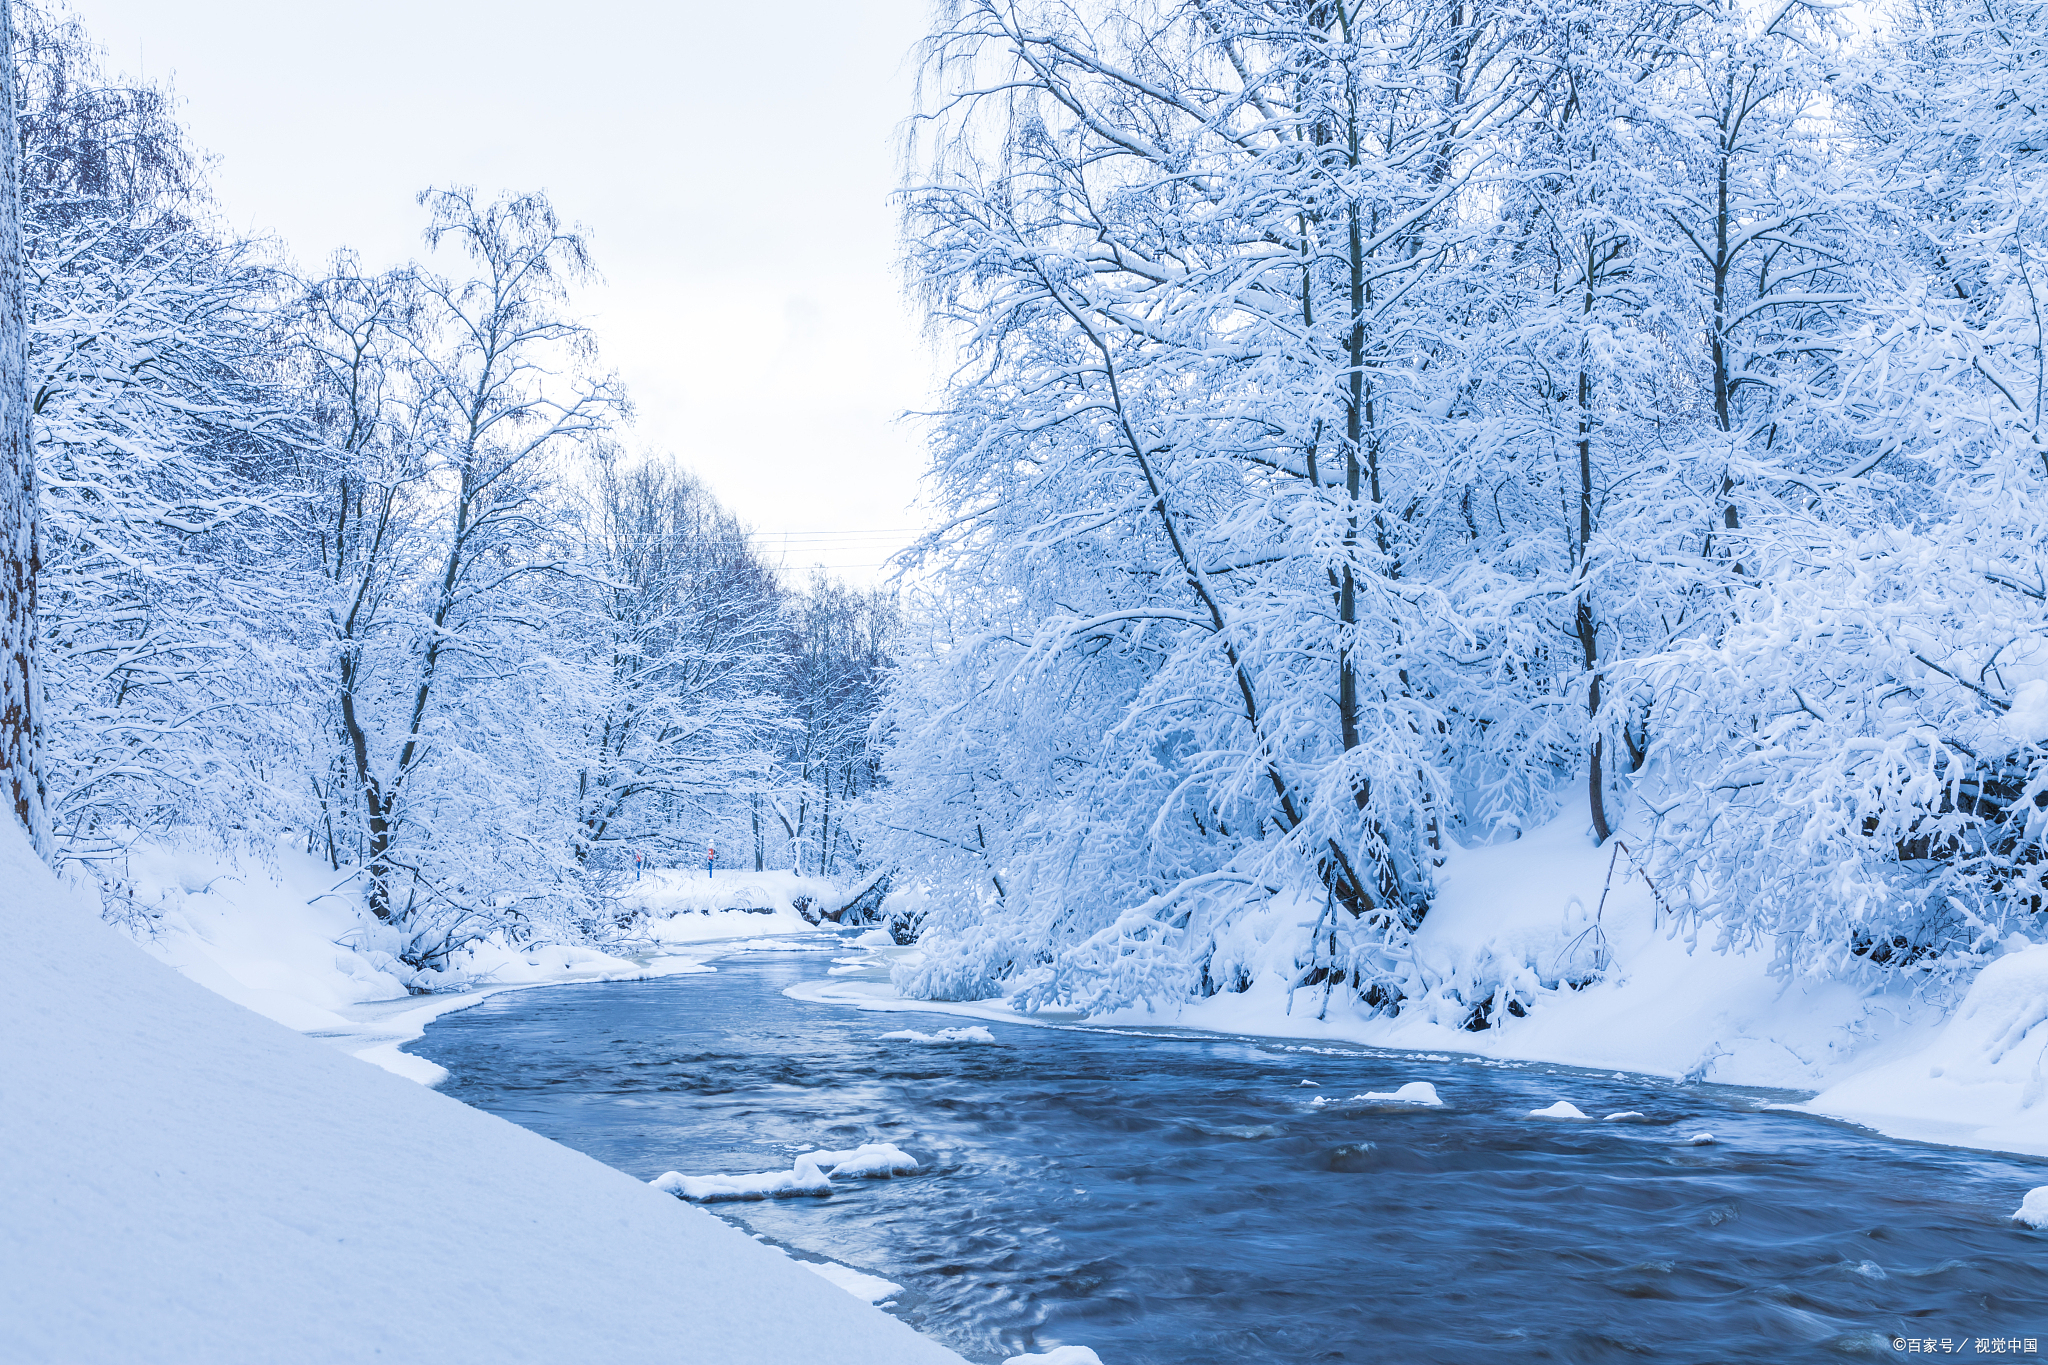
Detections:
[815, 1142, 921, 1178]
[1686, 1133, 1717, 1146]
[1358, 1081, 1443, 1106]
[652, 1154, 837, 1202]
[1004, 1348, 1106, 1365]
[1312, 1082, 1444, 1108]
[2012, 1187, 2048, 1229]
[803, 1261, 904, 1304]
[880, 1025, 998, 1044]
[1602, 1111, 1647, 1122]
[0, 822, 966, 1365]
[1799, 945, 2048, 1157]
[652, 1143, 920, 1201]
[1529, 1101, 1590, 1119]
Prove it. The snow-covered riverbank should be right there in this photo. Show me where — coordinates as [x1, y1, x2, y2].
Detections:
[810, 808, 2048, 1161]
[2, 827, 964, 1363]
[99, 840, 838, 1082]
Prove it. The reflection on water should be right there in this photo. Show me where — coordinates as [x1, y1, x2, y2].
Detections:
[408, 937, 2048, 1364]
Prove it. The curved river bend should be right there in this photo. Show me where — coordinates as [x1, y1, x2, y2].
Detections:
[407, 937, 2047, 1364]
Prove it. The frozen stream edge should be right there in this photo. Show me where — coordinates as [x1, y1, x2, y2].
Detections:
[785, 942, 2048, 1162]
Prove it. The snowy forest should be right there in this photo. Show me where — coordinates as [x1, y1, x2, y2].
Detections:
[871, 0, 2048, 1018]
[8, 0, 2048, 1359]
[1, 2, 896, 968]
[10, 0, 2048, 1022]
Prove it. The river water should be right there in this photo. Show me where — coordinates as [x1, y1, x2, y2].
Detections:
[407, 935, 2047, 1364]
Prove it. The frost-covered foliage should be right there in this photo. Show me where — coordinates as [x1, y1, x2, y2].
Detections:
[877, 0, 2047, 1016]
[1635, 0, 2048, 977]
[18, 2, 308, 853]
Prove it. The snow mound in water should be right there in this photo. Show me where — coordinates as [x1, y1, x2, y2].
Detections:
[2014, 1186, 2048, 1229]
[1360, 1081, 1443, 1106]
[815, 1143, 920, 1178]
[1686, 1132, 1717, 1146]
[1603, 1111, 1646, 1122]
[880, 1025, 997, 1044]
[653, 1154, 836, 1202]
[1313, 1081, 1443, 1107]
[653, 1144, 919, 1200]
[1004, 1348, 1104, 1365]
[1529, 1100, 1589, 1119]
[1801, 944, 2048, 1157]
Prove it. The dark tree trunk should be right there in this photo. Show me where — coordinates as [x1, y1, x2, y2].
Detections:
[0, 0, 46, 855]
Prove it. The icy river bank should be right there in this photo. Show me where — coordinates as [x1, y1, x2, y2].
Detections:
[407, 934, 2048, 1364]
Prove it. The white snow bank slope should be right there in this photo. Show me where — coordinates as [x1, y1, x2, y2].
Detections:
[106, 839, 712, 1084]
[0, 824, 964, 1365]
[1797, 946, 2048, 1157]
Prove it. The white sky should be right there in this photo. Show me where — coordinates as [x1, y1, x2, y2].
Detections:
[70, 0, 937, 584]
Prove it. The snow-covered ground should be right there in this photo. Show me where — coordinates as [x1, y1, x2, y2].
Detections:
[803, 805, 2048, 1160]
[0, 823, 967, 1364]
[101, 841, 838, 1083]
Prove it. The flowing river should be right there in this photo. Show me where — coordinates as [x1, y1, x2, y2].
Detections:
[406, 935, 2047, 1364]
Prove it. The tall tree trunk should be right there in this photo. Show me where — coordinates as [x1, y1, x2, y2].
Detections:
[1577, 240, 1613, 845]
[0, 0, 47, 855]
[752, 790, 764, 872]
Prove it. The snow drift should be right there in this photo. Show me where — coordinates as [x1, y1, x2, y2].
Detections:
[1795, 945, 2048, 1157]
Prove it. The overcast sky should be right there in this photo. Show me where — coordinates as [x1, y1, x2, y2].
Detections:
[71, 0, 936, 583]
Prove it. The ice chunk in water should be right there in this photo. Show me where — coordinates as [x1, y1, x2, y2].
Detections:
[879, 1025, 997, 1044]
[811, 1142, 920, 1178]
[1686, 1132, 1717, 1146]
[1358, 1082, 1443, 1106]
[1529, 1100, 1589, 1119]
[2013, 1186, 2048, 1228]
[651, 1153, 835, 1202]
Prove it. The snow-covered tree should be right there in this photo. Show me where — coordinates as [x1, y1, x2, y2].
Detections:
[294, 188, 624, 963]
[15, 2, 309, 868]
[778, 569, 895, 878]
[570, 454, 785, 869]
[1631, 0, 2048, 975]
[884, 0, 1572, 1010]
